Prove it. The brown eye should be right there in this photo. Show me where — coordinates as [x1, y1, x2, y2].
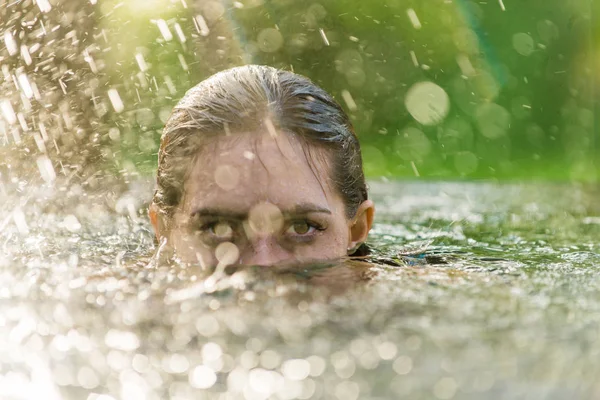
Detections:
[291, 221, 310, 235]
[285, 220, 322, 237]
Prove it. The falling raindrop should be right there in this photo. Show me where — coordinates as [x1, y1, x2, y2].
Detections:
[156, 19, 173, 41]
[3, 31, 17, 56]
[135, 53, 148, 72]
[36, 156, 56, 184]
[34, 0, 52, 12]
[406, 9, 422, 30]
[107, 89, 124, 113]
[319, 29, 330, 46]
[173, 23, 187, 43]
[17, 73, 34, 99]
[341, 90, 357, 111]
[1, 100, 17, 125]
[194, 15, 210, 37]
[12, 207, 29, 235]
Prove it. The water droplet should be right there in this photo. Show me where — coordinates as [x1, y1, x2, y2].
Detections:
[34, 0, 52, 12]
[1, 100, 17, 124]
[214, 165, 239, 191]
[456, 54, 476, 76]
[135, 53, 148, 72]
[526, 124, 545, 148]
[17, 73, 33, 99]
[202, 342, 223, 362]
[537, 20, 559, 43]
[104, 329, 140, 351]
[13, 207, 29, 235]
[454, 151, 478, 175]
[405, 81, 450, 126]
[248, 368, 278, 396]
[475, 103, 511, 139]
[77, 366, 99, 389]
[166, 354, 190, 374]
[215, 242, 239, 266]
[4, 32, 17, 56]
[341, 90, 357, 111]
[406, 8, 422, 29]
[257, 28, 284, 53]
[392, 355, 413, 375]
[306, 355, 326, 377]
[248, 203, 284, 235]
[108, 127, 120, 141]
[319, 28, 330, 46]
[281, 359, 310, 381]
[512, 33, 534, 56]
[362, 145, 386, 175]
[195, 315, 220, 337]
[107, 88, 124, 113]
[377, 341, 398, 360]
[335, 380, 360, 400]
[177, 53, 189, 71]
[173, 23, 187, 43]
[156, 19, 173, 41]
[189, 365, 217, 389]
[453, 28, 479, 54]
[194, 15, 210, 37]
[36, 156, 56, 184]
[433, 377, 458, 399]
[260, 350, 281, 369]
[203, 2, 225, 22]
[20, 45, 32, 65]
[395, 127, 431, 161]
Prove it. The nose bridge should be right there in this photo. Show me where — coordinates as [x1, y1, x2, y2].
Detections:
[242, 235, 287, 266]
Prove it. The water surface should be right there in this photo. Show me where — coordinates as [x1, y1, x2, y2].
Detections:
[2, 181, 599, 400]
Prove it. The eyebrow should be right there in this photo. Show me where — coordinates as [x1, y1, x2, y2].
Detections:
[190, 202, 332, 219]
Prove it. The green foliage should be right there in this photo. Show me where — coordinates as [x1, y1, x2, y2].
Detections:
[103, 0, 597, 181]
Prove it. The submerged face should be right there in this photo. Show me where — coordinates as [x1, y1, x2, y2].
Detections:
[152, 131, 373, 268]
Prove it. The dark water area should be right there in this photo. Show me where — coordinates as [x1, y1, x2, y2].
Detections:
[2, 181, 600, 399]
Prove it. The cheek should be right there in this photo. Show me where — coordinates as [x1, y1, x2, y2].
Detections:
[296, 222, 349, 259]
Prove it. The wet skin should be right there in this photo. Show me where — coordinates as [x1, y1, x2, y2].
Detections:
[150, 130, 374, 271]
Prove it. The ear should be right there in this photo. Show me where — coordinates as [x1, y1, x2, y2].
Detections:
[347, 200, 375, 253]
[149, 203, 165, 241]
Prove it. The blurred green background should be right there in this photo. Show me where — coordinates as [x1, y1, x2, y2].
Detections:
[1, 0, 597, 183]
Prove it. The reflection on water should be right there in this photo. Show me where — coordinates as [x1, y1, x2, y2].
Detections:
[2, 181, 600, 399]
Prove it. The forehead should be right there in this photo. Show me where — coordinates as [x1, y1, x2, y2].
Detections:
[179, 132, 342, 214]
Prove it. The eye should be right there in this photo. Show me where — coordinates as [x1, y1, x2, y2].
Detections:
[198, 221, 236, 242]
[211, 222, 234, 238]
[285, 220, 322, 237]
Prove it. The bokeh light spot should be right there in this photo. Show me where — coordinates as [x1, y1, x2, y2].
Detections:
[405, 81, 450, 126]
[257, 28, 284, 53]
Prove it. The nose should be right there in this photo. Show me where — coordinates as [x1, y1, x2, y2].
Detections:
[241, 236, 290, 266]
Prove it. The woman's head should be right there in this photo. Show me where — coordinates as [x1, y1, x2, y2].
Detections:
[150, 65, 374, 267]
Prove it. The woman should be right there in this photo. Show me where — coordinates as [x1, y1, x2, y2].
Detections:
[149, 65, 375, 271]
